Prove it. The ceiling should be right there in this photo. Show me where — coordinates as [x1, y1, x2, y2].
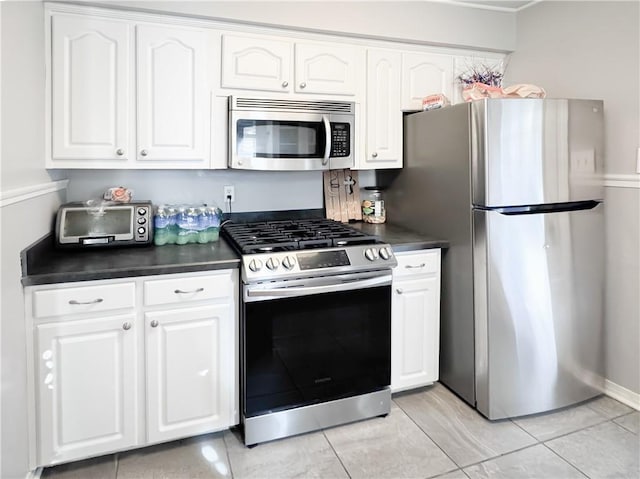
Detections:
[443, 0, 540, 12]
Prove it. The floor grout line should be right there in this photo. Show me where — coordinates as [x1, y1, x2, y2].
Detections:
[321, 429, 352, 479]
[542, 442, 591, 478]
[222, 429, 237, 479]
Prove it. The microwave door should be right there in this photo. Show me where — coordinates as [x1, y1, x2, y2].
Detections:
[229, 111, 329, 171]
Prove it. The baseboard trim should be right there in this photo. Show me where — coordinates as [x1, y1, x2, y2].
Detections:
[604, 379, 640, 410]
[604, 174, 640, 189]
[0, 180, 68, 208]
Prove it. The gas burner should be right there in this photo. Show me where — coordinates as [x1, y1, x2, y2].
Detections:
[222, 218, 379, 255]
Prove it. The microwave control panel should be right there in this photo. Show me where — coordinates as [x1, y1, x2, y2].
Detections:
[330, 123, 351, 158]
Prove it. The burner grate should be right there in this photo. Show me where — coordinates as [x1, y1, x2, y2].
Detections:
[222, 218, 378, 255]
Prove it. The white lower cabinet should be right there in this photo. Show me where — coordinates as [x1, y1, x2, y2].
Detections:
[25, 270, 238, 468]
[35, 313, 138, 465]
[391, 249, 441, 392]
[145, 303, 233, 443]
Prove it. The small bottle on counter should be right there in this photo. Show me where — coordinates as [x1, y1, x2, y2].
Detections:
[362, 187, 386, 224]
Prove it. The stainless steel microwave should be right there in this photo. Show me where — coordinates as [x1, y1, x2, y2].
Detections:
[228, 96, 355, 171]
[55, 201, 153, 248]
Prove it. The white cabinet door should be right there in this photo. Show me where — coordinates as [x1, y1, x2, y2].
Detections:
[363, 49, 402, 169]
[51, 14, 132, 162]
[35, 313, 138, 465]
[145, 303, 233, 443]
[295, 42, 358, 95]
[391, 276, 440, 392]
[401, 52, 453, 111]
[221, 34, 292, 93]
[136, 24, 209, 165]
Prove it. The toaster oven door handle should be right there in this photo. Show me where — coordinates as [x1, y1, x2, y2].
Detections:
[322, 114, 331, 166]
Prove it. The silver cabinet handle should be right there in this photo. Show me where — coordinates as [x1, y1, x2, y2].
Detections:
[140, 149, 148, 156]
[116, 148, 124, 156]
[282, 81, 289, 88]
[372, 152, 378, 158]
[405, 263, 426, 269]
[122, 322, 132, 330]
[174, 287, 204, 294]
[150, 319, 159, 328]
[299, 82, 306, 89]
[396, 288, 403, 294]
[68, 298, 103, 305]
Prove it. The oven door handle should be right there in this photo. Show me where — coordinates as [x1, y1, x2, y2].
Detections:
[322, 114, 331, 166]
[245, 274, 391, 300]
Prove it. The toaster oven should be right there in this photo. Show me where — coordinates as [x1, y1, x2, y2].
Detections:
[55, 201, 153, 248]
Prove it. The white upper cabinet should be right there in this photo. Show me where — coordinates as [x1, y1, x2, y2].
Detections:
[401, 52, 454, 111]
[221, 33, 360, 97]
[362, 49, 402, 169]
[136, 25, 209, 163]
[48, 11, 211, 169]
[221, 34, 292, 93]
[51, 14, 132, 162]
[294, 42, 358, 95]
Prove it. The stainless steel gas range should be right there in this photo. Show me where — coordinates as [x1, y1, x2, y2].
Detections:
[222, 218, 397, 446]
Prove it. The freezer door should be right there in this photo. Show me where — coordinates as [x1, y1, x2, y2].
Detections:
[471, 99, 604, 208]
[473, 204, 604, 419]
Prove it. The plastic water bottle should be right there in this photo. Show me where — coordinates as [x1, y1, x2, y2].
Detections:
[153, 205, 170, 246]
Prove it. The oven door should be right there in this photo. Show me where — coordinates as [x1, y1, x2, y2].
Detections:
[229, 110, 354, 171]
[241, 271, 392, 419]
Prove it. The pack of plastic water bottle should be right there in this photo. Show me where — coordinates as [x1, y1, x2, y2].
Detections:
[153, 204, 222, 246]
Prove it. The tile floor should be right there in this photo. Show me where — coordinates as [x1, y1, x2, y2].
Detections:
[41, 383, 640, 479]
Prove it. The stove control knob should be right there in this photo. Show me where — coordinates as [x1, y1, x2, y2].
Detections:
[364, 248, 379, 261]
[379, 247, 392, 260]
[248, 259, 263, 272]
[282, 256, 296, 270]
[266, 257, 280, 271]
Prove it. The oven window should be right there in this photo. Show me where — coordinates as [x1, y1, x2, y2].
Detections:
[63, 208, 131, 237]
[243, 285, 391, 417]
[237, 120, 324, 158]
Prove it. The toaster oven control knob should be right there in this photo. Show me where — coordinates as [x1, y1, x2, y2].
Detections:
[266, 257, 280, 270]
[137, 217, 146, 225]
[379, 247, 392, 260]
[137, 208, 147, 216]
[137, 227, 146, 235]
[248, 259, 263, 272]
[282, 256, 296, 270]
[364, 248, 379, 261]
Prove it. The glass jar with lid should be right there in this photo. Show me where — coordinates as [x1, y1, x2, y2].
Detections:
[361, 186, 386, 224]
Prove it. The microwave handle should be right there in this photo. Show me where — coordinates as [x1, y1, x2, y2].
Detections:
[322, 115, 331, 166]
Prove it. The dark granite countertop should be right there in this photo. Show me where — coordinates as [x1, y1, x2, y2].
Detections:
[349, 221, 449, 252]
[21, 216, 447, 286]
[21, 235, 241, 287]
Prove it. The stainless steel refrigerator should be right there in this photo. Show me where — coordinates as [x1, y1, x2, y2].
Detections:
[386, 98, 605, 419]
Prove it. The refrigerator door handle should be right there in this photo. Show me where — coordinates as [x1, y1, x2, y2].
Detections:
[477, 200, 601, 216]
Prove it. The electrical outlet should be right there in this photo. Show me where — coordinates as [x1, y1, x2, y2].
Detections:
[571, 150, 595, 173]
[223, 185, 235, 203]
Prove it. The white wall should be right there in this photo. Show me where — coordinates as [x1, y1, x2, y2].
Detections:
[97, 0, 516, 52]
[0, 3, 67, 478]
[507, 1, 640, 398]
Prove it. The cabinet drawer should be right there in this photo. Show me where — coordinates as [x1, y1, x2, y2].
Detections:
[144, 272, 232, 307]
[33, 282, 136, 319]
[393, 250, 440, 278]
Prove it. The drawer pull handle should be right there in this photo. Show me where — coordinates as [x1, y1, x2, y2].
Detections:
[396, 288, 403, 294]
[150, 320, 159, 328]
[122, 322, 132, 330]
[68, 298, 104, 305]
[405, 263, 426, 269]
[174, 287, 204, 295]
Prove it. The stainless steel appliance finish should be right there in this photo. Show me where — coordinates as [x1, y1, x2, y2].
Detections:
[386, 98, 605, 419]
[244, 388, 391, 446]
[228, 96, 355, 171]
[55, 201, 153, 248]
[222, 218, 396, 445]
